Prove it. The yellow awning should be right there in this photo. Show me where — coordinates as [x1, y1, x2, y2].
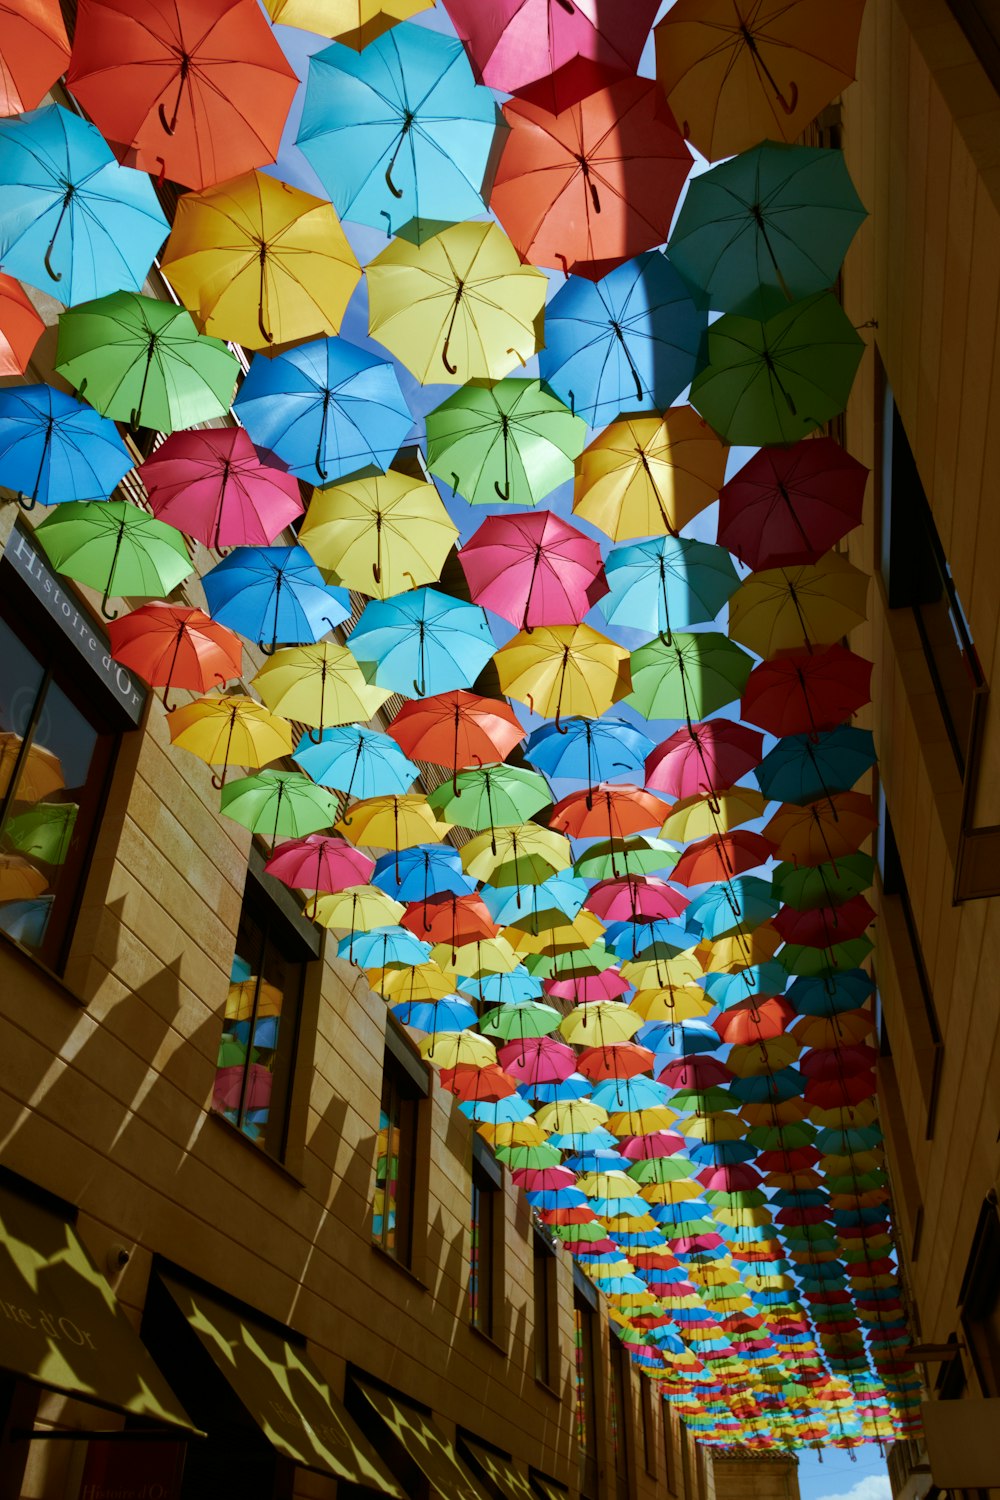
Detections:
[160, 1277, 405, 1494]
[0, 1183, 195, 1431]
[350, 1375, 491, 1500]
[528, 1473, 569, 1500]
[458, 1433, 539, 1500]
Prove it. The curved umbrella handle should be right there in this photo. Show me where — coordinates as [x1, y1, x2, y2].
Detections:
[16, 493, 36, 512]
[211, 771, 226, 790]
[442, 334, 458, 376]
[100, 587, 119, 622]
[777, 80, 799, 116]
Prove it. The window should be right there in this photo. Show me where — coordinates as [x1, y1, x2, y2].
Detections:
[959, 1199, 1000, 1397]
[640, 1380, 656, 1479]
[533, 1231, 556, 1385]
[213, 870, 307, 1158]
[663, 1400, 678, 1496]
[945, 0, 1000, 94]
[574, 1284, 598, 1500]
[470, 1158, 499, 1337]
[0, 614, 116, 971]
[373, 1040, 424, 1265]
[609, 1333, 631, 1500]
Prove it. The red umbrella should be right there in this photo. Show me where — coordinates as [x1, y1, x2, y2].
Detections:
[66, 0, 298, 191]
[741, 645, 873, 739]
[458, 510, 607, 629]
[660, 1057, 731, 1089]
[773, 894, 875, 948]
[587, 876, 689, 923]
[140, 427, 303, 549]
[756, 1147, 820, 1173]
[0, 0, 69, 115]
[804, 1071, 876, 1109]
[800, 1044, 878, 1080]
[213, 1061, 273, 1111]
[718, 439, 869, 571]
[714, 997, 794, 1045]
[109, 602, 243, 710]
[0, 273, 43, 376]
[645, 720, 763, 799]
[490, 79, 690, 281]
[577, 1042, 655, 1081]
[549, 783, 672, 841]
[440, 1062, 518, 1102]
[672, 831, 774, 886]
[441, 0, 661, 115]
[387, 692, 525, 795]
[544, 967, 629, 1003]
[264, 834, 375, 908]
[401, 892, 496, 951]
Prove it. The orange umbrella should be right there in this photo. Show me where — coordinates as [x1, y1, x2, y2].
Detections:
[0, 274, 43, 376]
[654, 0, 867, 162]
[0, 0, 69, 116]
[671, 831, 774, 886]
[490, 79, 691, 282]
[763, 793, 877, 868]
[714, 997, 795, 1046]
[67, 0, 298, 191]
[549, 784, 672, 841]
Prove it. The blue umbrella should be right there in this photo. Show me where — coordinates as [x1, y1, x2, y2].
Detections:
[701, 963, 788, 1009]
[563, 1148, 629, 1172]
[785, 968, 874, 1017]
[522, 1071, 591, 1104]
[591, 1076, 671, 1112]
[637, 1020, 719, 1057]
[465, 969, 543, 1006]
[481, 872, 590, 927]
[347, 586, 494, 697]
[728, 1066, 804, 1104]
[371, 843, 474, 901]
[684, 878, 779, 940]
[755, 726, 877, 805]
[0, 104, 168, 306]
[392, 996, 479, 1032]
[337, 924, 431, 968]
[524, 1188, 588, 1210]
[606, 918, 696, 961]
[293, 725, 417, 798]
[202, 546, 349, 652]
[460, 1095, 535, 1123]
[0, 895, 53, 947]
[234, 336, 412, 488]
[599, 537, 740, 638]
[537, 252, 706, 428]
[297, 23, 502, 241]
[524, 717, 654, 787]
[547, 1128, 620, 1153]
[231, 1016, 280, 1049]
[686, 1139, 756, 1166]
[0, 384, 131, 510]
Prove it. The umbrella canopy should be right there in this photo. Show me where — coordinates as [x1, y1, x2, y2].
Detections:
[689, 293, 865, 447]
[668, 142, 866, 317]
[495, 624, 631, 727]
[461, 824, 572, 888]
[387, 691, 526, 789]
[654, 0, 867, 162]
[573, 407, 727, 541]
[35, 499, 192, 620]
[202, 547, 349, 651]
[254, 643, 390, 730]
[728, 554, 870, 657]
[0, 0, 70, 116]
[774, 853, 875, 912]
[741, 646, 873, 738]
[756, 727, 877, 806]
[645, 721, 763, 801]
[525, 717, 653, 789]
[490, 79, 690, 282]
[167, 695, 292, 787]
[265, 0, 433, 46]
[297, 22, 502, 241]
[110, 604, 243, 710]
[627, 633, 753, 726]
[140, 427, 303, 549]
[337, 794, 451, 860]
[4, 803, 77, 864]
[161, 169, 360, 348]
[717, 438, 869, 570]
[264, 834, 374, 899]
[442, 0, 660, 115]
[299, 471, 457, 599]
[587, 878, 688, 924]
[66, 0, 298, 191]
[220, 770, 339, 843]
[0, 104, 168, 307]
[293, 725, 417, 798]
[402, 892, 496, 948]
[551, 785, 672, 843]
[55, 292, 238, 433]
[233, 336, 412, 488]
[600, 536, 740, 639]
[348, 587, 495, 697]
[428, 764, 551, 844]
[685, 878, 778, 940]
[0, 272, 44, 376]
[672, 831, 773, 886]
[367, 220, 547, 384]
[538, 251, 706, 428]
[763, 793, 878, 868]
[459, 510, 607, 631]
[371, 844, 475, 902]
[426, 377, 585, 508]
[0, 384, 132, 510]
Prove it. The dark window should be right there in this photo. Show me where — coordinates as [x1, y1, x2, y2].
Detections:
[374, 1049, 420, 1264]
[879, 381, 983, 775]
[640, 1380, 655, 1478]
[470, 1161, 498, 1337]
[574, 1293, 598, 1500]
[945, 1, 1000, 94]
[959, 1200, 1000, 1397]
[213, 872, 306, 1159]
[533, 1231, 555, 1385]
[663, 1400, 678, 1496]
[609, 1334, 631, 1500]
[0, 614, 116, 971]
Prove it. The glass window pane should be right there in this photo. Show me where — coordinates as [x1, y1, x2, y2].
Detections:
[375, 1071, 401, 1255]
[470, 1172, 495, 1335]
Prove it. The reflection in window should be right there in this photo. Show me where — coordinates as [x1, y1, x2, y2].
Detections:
[574, 1295, 598, 1500]
[610, 1331, 630, 1500]
[0, 616, 113, 968]
[373, 1051, 418, 1263]
[534, 1232, 554, 1385]
[470, 1163, 496, 1336]
[214, 891, 303, 1158]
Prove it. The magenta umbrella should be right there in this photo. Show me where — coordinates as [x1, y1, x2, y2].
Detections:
[140, 427, 303, 550]
[213, 1061, 274, 1112]
[458, 510, 607, 631]
[645, 720, 763, 800]
[660, 1057, 731, 1090]
[442, 0, 661, 115]
[264, 833, 375, 914]
[620, 1131, 686, 1160]
[586, 876, 688, 923]
[697, 1164, 763, 1193]
[544, 967, 630, 1003]
[497, 1035, 576, 1084]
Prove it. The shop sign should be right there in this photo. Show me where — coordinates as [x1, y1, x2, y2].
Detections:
[77, 1438, 186, 1500]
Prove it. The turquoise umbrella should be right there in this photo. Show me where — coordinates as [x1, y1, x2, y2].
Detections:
[293, 725, 418, 797]
[347, 586, 495, 697]
[755, 726, 877, 805]
[599, 537, 740, 639]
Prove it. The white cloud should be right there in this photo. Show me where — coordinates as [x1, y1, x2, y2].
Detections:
[815, 1475, 892, 1500]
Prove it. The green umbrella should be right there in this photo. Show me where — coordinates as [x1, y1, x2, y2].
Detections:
[668, 1085, 734, 1113]
[773, 853, 874, 911]
[689, 292, 865, 446]
[547, 941, 615, 974]
[425, 377, 586, 506]
[220, 770, 338, 845]
[554, 1220, 610, 1243]
[4, 801, 78, 864]
[428, 763, 551, 851]
[493, 1142, 562, 1170]
[479, 1000, 562, 1044]
[55, 291, 239, 433]
[35, 500, 192, 619]
[777, 936, 873, 977]
[573, 836, 679, 881]
[667, 143, 867, 318]
[746, 1122, 815, 1151]
[216, 1036, 252, 1068]
[626, 632, 754, 726]
[627, 1158, 698, 1184]
[703, 1189, 767, 1207]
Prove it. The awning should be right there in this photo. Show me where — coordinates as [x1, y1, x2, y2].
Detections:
[458, 1433, 539, 1500]
[0, 1182, 195, 1431]
[159, 1276, 404, 1495]
[349, 1375, 491, 1500]
[528, 1472, 569, 1500]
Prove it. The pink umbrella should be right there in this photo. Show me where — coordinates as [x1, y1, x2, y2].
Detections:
[660, 1057, 731, 1090]
[498, 1035, 576, 1084]
[645, 720, 764, 799]
[140, 427, 303, 549]
[511, 1166, 578, 1189]
[544, 967, 629, 1003]
[213, 1061, 274, 1111]
[587, 876, 688, 923]
[458, 510, 607, 631]
[442, 0, 661, 115]
[620, 1131, 686, 1160]
[264, 833, 375, 912]
[697, 1164, 762, 1193]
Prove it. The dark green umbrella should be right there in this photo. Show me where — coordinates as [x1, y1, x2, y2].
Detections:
[773, 852, 875, 911]
[35, 500, 192, 619]
[689, 292, 864, 446]
[667, 142, 866, 317]
[4, 802, 77, 864]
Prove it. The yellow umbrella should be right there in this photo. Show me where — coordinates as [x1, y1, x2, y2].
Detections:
[377, 964, 457, 1004]
[535, 1100, 609, 1133]
[792, 1011, 876, 1049]
[728, 554, 870, 658]
[620, 952, 704, 990]
[640, 1180, 702, 1205]
[661, 788, 768, 843]
[336, 795, 452, 855]
[161, 171, 361, 349]
[460, 823, 571, 887]
[674, 1112, 745, 1142]
[559, 1001, 641, 1047]
[0, 732, 64, 802]
[167, 695, 292, 787]
[299, 471, 458, 600]
[433, 936, 520, 976]
[253, 643, 391, 730]
[505, 910, 605, 955]
[477, 1119, 549, 1149]
[608, 1107, 677, 1135]
[419, 1029, 496, 1068]
[727, 1035, 801, 1077]
[573, 407, 728, 541]
[226, 978, 284, 1021]
[493, 624, 631, 725]
[698, 924, 782, 974]
[809, 1097, 879, 1129]
[0, 855, 48, 902]
[312, 886, 404, 930]
[263, 0, 432, 46]
[630, 984, 713, 1023]
[577, 1170, 635, 1196]
[367, 221, 547, 385]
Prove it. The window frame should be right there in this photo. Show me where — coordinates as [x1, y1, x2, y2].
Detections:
[470, 1159, 498, 1339]
[958, 1198, 1000, 1398]
[609, 1331, 632, 1500]
[573, 1270, 599, 1500]
[533, 1229, 557, 1388]
[373, 1021, 428, 1270]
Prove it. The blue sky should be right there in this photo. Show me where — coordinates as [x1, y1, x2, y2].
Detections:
[796, 1447, 891, 1500]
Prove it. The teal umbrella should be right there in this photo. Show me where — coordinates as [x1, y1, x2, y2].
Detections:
[626, 632, 754, 726]
[425, 377, 586, 505]
[599, 536, 740, 639]
[689, 292, 864, 446]
[667, 142, 867, 317]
